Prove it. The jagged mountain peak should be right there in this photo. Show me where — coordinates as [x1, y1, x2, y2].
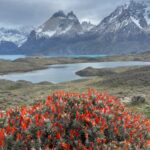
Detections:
[51, 10, 66, 18]
[36, 11, 82, 38]
[19, 2, 150, 55]
[50, 10, 78, 20]
[67, 11, 78, 20]
[120, 0, 150, 27]
[122, 0, 147, 9]
[93, 0, 150, 34]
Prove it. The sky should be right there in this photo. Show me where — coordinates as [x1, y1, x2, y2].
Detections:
[0, 0, 146, 29]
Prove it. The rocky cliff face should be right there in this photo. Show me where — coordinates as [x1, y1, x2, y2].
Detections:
[1, 1, 150, 55]
[35, 11, 83, 38]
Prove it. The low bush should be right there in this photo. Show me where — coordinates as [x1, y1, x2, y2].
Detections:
[0, 89, 150, 149]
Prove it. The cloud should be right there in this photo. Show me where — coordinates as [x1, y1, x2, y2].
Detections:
[0, 0, 146, 28]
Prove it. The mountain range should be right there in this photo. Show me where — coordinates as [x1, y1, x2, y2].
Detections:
[1, 0, 150, 55]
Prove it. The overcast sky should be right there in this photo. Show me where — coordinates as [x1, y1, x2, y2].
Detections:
[0, 0, 146, 28]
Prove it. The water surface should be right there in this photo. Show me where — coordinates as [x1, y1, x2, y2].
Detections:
[0, 61, 150, 83]
[0, 55, 107, 60]
[0, 55, 25, 60]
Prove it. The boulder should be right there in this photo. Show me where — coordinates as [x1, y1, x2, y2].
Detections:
[131, 95, 145, 104]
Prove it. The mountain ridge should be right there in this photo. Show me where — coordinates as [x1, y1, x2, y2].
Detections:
[1, 0, 150, 55]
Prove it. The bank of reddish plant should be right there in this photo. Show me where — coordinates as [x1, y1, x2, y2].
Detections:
[0, 89, 150, 149]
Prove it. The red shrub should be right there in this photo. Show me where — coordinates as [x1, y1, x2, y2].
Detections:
[0, 89, 149, 149]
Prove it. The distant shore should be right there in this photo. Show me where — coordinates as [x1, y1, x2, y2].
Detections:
[0, 52, 150, 75]
[0, 52, 150, 118]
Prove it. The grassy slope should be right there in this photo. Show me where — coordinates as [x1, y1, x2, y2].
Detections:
[0, 52, 150, 118]
[76, 65, 150, 118]
[0, 66, 150, 118]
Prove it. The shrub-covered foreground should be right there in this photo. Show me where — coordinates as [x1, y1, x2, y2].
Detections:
[0, 89, 150, 150]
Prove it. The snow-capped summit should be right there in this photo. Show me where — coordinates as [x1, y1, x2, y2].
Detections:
[93, 0, 150, 33]
[0, 27, 27, 47]
[36, 11, 82, 38]
[20, 1, 150, 55]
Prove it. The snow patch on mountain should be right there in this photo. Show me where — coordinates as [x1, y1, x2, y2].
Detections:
[0, 28, 27, 47]
[37, 30, 56, 38]
[35, 11, 83, 38]
[130, 17, 142, 28]
[93, 0, 150, 34]
[59, 25, 73, 34]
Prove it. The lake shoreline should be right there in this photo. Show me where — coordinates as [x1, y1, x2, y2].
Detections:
[0, 64, 150, 118]
[0, 52, 150, 118]
[1, 61, 150, 83]
[0, 52, 150, 75]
